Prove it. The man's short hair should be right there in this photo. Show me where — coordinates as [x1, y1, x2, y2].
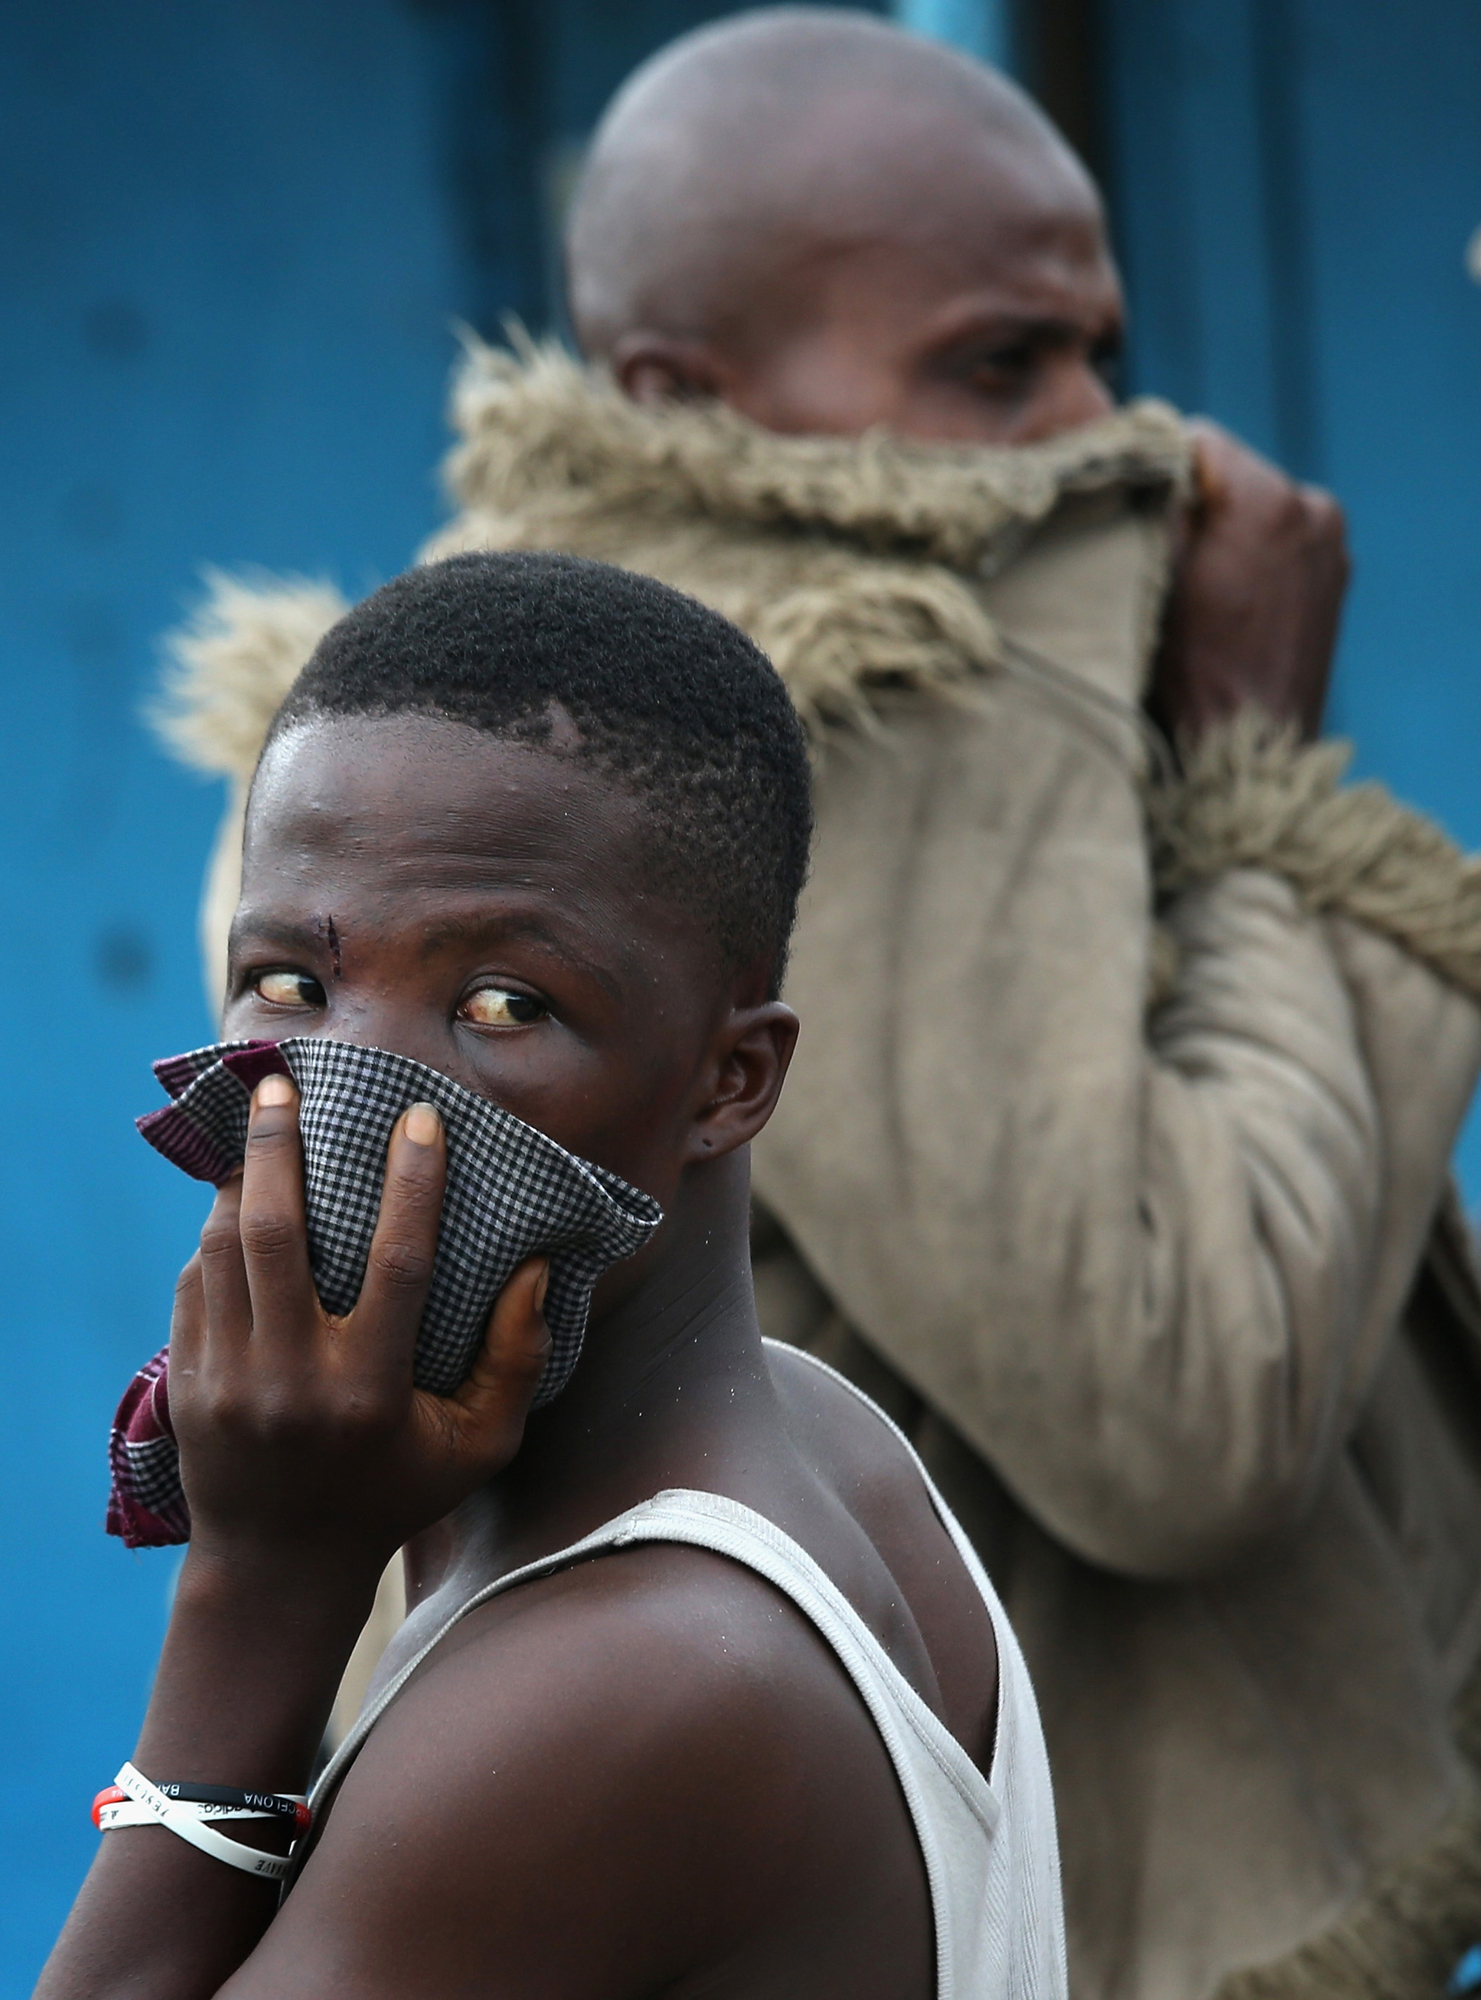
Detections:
[269, 551, 812, 991]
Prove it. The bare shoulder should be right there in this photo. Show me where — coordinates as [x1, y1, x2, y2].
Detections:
[235, 1541, 931, 2000]
[764, 1340, 925, 1496]
[765, 1340, 1000, 1764]
[764, 1339, 961, 1573]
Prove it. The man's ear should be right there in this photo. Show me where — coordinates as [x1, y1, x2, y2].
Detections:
[611, 332, 735, 407]
[685, 1002, 799, 1164]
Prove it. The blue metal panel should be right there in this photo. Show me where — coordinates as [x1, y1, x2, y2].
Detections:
[1289, 2, 1481, 799]
[1098, 1, 1285, 451]
[1100, 0, 1481, 1196]
[893, 0, 1014, 67]
[0, 4, 462, 1986]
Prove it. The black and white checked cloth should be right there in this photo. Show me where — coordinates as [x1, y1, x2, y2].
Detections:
[138, 1038, 663, 1400]
[113, 1038, 664, 1545]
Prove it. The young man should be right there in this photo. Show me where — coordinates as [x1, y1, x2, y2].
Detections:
[159, 14, 1481, 1999]
[39, 552, 1063, 2000]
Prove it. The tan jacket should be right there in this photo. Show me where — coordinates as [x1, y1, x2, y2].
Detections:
[161, 345, 1481, 2000]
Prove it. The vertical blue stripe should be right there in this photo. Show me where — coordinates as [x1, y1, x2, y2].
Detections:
[891, 0, 1012, 70]
[1100, 0, 1481, 1202]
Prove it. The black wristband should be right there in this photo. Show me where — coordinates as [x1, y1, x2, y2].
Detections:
[152, 1781, 307, 1822]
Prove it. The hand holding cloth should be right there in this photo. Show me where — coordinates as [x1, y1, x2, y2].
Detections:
[108, 1038, 662, 1546]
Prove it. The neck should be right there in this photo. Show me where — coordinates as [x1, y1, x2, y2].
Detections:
[406, 1148, 782, 1603]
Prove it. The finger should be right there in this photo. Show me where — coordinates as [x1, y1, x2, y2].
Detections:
[1184, 419, 1234, 510]
[169, 1252, 207, 1376]
[169, 1252, 229, 1428]
[195, 1174, 253, 1357]
[1298, 485, 1349, 548]
[441, 1257, 552, 1469]
[237, 1074, 317, 1353]
[351, 1102, 448, 1391]
[1188, 421, 1310, 525]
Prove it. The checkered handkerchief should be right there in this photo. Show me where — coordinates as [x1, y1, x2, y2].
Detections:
[108, 1038, 663, 1548]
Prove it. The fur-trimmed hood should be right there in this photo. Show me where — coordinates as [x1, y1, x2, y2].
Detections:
[158, 340, 1190, 783]
[437, 336, 1190, 574]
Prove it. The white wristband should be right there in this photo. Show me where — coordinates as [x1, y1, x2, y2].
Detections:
[115, 1762, 295, 1883]
[96, 1800, 281, 1831]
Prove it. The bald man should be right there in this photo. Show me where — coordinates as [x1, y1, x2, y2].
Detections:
[161, 13, 1481, 2000]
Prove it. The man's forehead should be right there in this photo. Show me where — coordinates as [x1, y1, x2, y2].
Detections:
[241, 715, 676, 946]
[233, 833, 668, 996]
[670, 82, 1096, 262]
[249, 713, 639, 844]
[764, 132, 1115, 338]
[230, 888, 630, 991]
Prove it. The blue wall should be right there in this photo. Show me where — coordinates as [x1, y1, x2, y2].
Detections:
[1098, 0, 1481, 1184]
[893, 0, 1012, 65]
[0, 4, 463, 1985]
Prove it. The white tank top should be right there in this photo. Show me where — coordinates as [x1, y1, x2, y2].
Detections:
[312, 1347, 1067, 2000]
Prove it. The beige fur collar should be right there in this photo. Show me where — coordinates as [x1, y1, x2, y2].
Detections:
[441, 337, 1191, 573]
[160, 343, 1193, 785]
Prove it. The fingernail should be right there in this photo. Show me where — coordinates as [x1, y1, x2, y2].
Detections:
[405, 1102, 442, 1147]
[255, 1075, 293, 1107]
[534, 1260, 550, 1313]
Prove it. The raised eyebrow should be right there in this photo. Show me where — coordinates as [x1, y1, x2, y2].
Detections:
[418, 913, 622, 1000]
[227, 914, 328, 959]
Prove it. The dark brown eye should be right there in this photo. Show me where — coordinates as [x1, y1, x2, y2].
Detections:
[254, 970, 326, 1010]
[984, 344, 1033, 373]
[460, 985, 546, 1028]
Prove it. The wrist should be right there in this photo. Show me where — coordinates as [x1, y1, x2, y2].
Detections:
[177, 1535, 386, 1632]
[134, 1543, 388, 1796]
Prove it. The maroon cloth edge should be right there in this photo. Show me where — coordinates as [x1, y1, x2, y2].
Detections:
[105, 1346, 188, 1548]
[135, 1042, 290, 1188]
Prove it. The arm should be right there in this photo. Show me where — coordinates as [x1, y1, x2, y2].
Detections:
[754, 451, 1481, 1581]
[40, 1544, 378, 2000]
[35, 1082, 549, 2000]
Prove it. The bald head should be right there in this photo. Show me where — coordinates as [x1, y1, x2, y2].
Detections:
[566, 7, 1124, 446]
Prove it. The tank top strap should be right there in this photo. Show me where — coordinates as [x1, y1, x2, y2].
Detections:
[310, 1500, 656, 1808]
[762, 1343, 1058, 1810]
[312, 1485, 988, 1824]
[315, 1339, 1009, 1817]
[601, 1488, 997, 1826]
